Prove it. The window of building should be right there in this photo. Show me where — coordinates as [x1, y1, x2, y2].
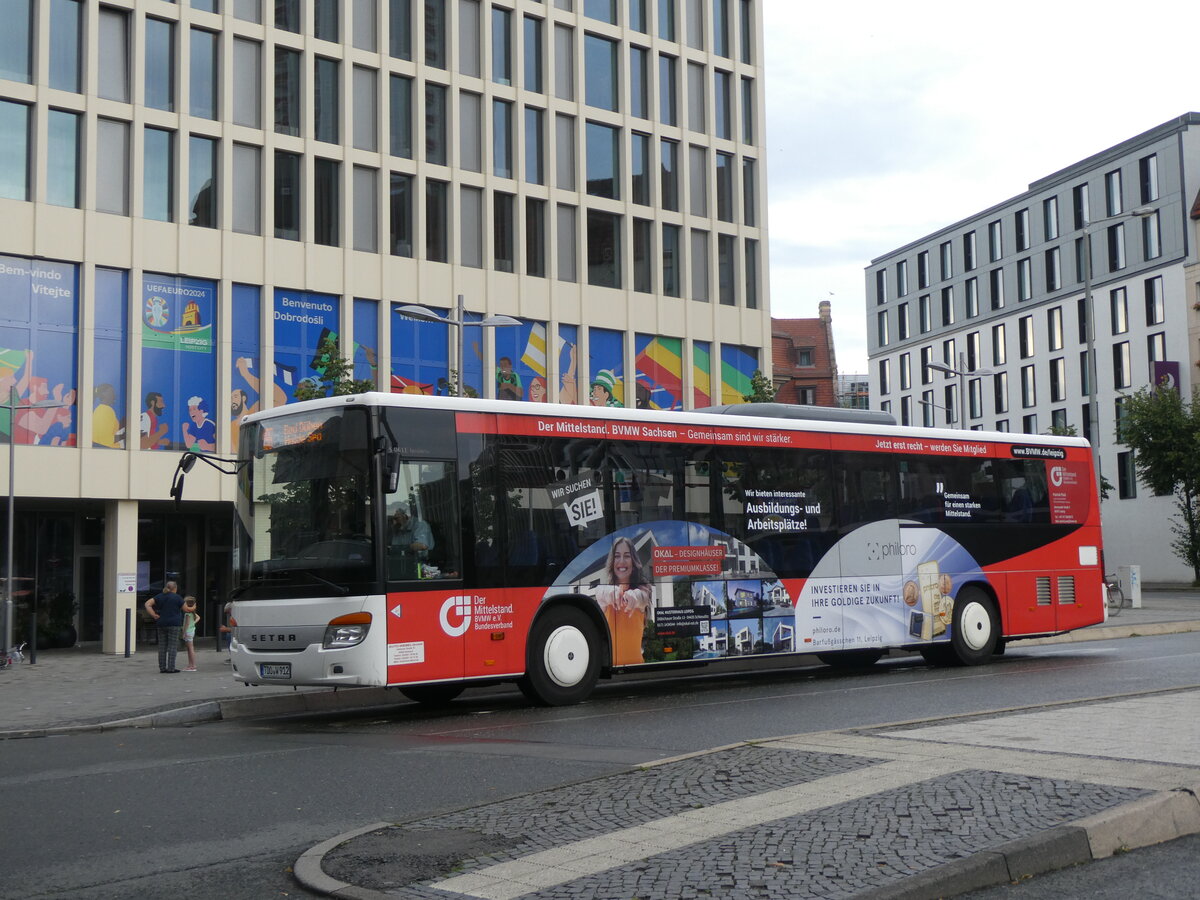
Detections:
[1140, 154, 1159, 203]
[353, 66, 379, 151]
[1107, 222, 1125, 271]
[1051, 408, 1067, 432]
[492, 6, 512, 85]
[426, 178, 449, 261]
[900, 396, 911, 427]
[688, 143, 707, 216]
[1118, 451, 1137, 499]
[390, 171, 413, 256]
[1145, 276, 1164, 326]
[1050, 357, 1066, 403]
[525, 106, 545, 184]
[717, 233, 735, 305]
[969, 379, 982, 420]
[458, 90, 481, 171]
[426, 83, 448, 165]
[742, 158, 756, 226]
[1017, 316, 1036, 360]
[589, 211, 622, 288]
[988, 219, 1002, 261]
[687, 61, 706, 132]
[739, 0, 752, 62]
[1142, 210, 1161, 260]
[715, 151, 733, 222]
[314, 0, 339, 41]
[556, 113, 576, 190]
[314, 57, 340, 143]
[46, 109, 80, 209]
[1112, 341, 1131, 389]
[685, 0, 704, 48]
[554, 24, 574, 100]
[993, 370, 1008, 414]
[917, 250, 930, 290]
[938, 241, 953, 281]
[689, 228, 708, 300]
[992, 322, 1006, 365]
[458, 0, 481, 77]
[144, 18, 175, 112]
[526, 197, 546, 277]
[586, 120, 619, 198]
[353, 165, 379, 252]
[712, 0, 730, 56]
[876, 269, 887, 305]
[631, 131, 651, 205]
[1015, 208, 1029, 252]
[276, 0, 301, 32]
[584, 0, 617, 23]
[1043, 195, 1058, 240]
[629, 0, 648, 32]
[966, 331, 980, 371]
[493, 99, 513, 177]
[919, 346, 933, 385]
[633, 217, 653, 293]
[190, 28, 219, 120]
[963, 231, 976, 271]
[274, 150, 301, 240]
[714, 69, 731, 139]
[275, 47, 301, 136]
[1105, 169, 1122, 216]
[1110, 287, 1128, 335]
[425, 0, 447, 67]
[744, 239, 758, 309]
[965, 277, 978, 317]
[989, 268, 1004, 309]
[1045, 247, 1061, 292]
[585, 34, 618, 111]
[1078, 349, 1090, 397]
[662, 222, 681, 296]
[313, 158, 340, 245]
[1072, 183, 1089, 230]
[1147, 331, 1165, 364]
[898, 352, 911, 391]
[659, 0, 676, 40]
[1022, 413, 1037, 433]
[354, 0, 378, 50]
[232, 143, 261, 235]
[897, 302, 909, 340]
[940, 287, 954, 326]
[98, 8, 130, 102]
[233, 39, 262, 128]
[741, 76, 754, 143]
[1047, 306, 1063, 351]
[390, 75, 413, 158]
[876, 310, 888, 347]
[188, 135, 218, 228]
[659, 54, 677, 125]
[878, 358, 890, 395]
[142, 126, 172, 221]
[896, 259, 908, 296]
[630, 45, 648, 118]
[0, 0, 31, 84]
[1017, 257, 1031, 301]
[494, 191, 516, 272]
[918, 294, 931, 333]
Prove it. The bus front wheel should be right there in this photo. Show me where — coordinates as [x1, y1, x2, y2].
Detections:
[949, 588, 999, 665]
[519, 606, 600, 706]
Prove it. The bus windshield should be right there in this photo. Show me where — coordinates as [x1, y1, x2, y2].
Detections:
[235, 407, 374, 594]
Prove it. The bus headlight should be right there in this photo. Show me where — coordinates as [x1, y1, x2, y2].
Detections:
[323, 612, 372, 648]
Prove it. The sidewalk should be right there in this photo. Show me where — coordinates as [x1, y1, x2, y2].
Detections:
[2, 591, 1198, 739]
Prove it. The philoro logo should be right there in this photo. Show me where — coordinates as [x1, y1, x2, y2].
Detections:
[439, 595, 472, 637]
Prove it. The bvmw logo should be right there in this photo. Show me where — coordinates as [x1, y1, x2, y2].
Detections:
[439, 595, 472, 637]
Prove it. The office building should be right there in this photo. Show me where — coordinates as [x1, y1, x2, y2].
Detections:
[0, 0, 769, 651]
[866, 113, 1200, 581]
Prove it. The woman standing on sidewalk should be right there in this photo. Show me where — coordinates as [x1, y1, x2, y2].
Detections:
[145, 581, 186, 673]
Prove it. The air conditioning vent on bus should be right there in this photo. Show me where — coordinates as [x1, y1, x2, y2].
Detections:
[1057, 576, 1076, 604]
[1036, 577, 1052, 606]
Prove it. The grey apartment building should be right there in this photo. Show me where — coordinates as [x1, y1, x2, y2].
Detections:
[867, 113, 1200, 582]
[0, 0, 769, 653]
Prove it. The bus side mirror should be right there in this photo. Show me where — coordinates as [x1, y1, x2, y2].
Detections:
[384, 449, 402, 494]
[170, 453, 198, 508]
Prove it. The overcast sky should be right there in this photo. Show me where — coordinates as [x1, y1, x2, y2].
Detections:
[762, 1, 1199, 375]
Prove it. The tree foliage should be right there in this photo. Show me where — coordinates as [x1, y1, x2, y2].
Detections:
[293, 336, 376, 401]
[742, 369, 777, 403]
[1117, 386, 1200, 583]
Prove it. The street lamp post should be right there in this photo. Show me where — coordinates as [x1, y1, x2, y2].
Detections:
[394, 294, 521, 397]
[926, 353, 992, 430]
[1081, 205, 1156, 501]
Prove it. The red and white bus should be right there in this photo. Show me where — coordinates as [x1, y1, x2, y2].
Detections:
[205, 393, 1104, 706]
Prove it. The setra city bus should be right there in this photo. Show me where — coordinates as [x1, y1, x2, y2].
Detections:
[179, 392, 1106, 706]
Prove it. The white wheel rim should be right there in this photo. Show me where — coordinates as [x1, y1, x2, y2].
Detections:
[960, 601, 992, 651]
[543, 625, 589, 688]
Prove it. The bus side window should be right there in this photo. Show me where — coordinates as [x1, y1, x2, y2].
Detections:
[835, 452, 897, 529]
[386, 460, 460, 580]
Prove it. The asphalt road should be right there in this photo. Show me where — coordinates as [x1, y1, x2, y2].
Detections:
[5, 631, 1199, 900]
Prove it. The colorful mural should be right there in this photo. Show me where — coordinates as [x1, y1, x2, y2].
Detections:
[558, 323, 579, 404]
[273, 289, 339, 404]
[720, 343, 757, 404]
[588, 327, 625, 407]
[692, 340, 712, 408]
[92, 268, 128, 449]
[634, 335, 683, 410]
[229, 284, 262, 453]
[142, 274, 216, 451]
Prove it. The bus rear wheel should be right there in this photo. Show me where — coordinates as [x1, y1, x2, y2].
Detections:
[949, 587, 999, 665]
[816, 649, 883, 668]
[518, 606, 600, 706]
[400, 684, 465, 706]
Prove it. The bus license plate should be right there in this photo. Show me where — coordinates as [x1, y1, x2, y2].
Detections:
[260, 663, 291, 679]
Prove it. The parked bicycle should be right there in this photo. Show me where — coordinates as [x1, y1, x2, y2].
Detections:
[1105, 574, 1127, 616]
[0, 642, 27, 670]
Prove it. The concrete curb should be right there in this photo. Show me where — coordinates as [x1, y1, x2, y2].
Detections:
[293, 821, 397, 900]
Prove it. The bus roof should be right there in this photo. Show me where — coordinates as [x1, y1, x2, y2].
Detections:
[241, 392, 1091, 450]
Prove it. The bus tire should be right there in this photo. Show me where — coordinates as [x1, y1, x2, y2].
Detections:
[518, 605, 600, 706]
[400, 684, 465, 706]
[816, 650, 883, 668]
[949, 587, 999, 666]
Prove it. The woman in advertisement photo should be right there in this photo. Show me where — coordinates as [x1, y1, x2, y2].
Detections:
[595, 535, 652, 666]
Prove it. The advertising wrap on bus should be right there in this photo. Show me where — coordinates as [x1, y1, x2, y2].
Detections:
[223, 395, 1104, 706]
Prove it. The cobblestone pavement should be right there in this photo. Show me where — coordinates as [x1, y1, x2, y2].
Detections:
[305, 688, 1200, 900]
